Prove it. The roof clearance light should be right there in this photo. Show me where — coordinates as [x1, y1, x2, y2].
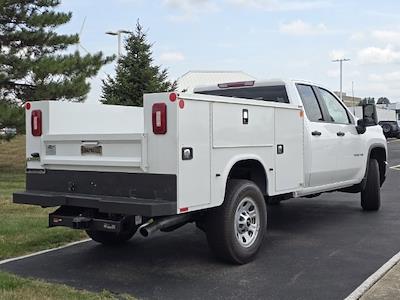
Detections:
[169, 93, 177, 102]
[218, 81, 255, 89]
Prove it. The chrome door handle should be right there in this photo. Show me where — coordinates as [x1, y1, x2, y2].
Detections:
[337, 132, 345, 137]
[312, 131, 322, 136]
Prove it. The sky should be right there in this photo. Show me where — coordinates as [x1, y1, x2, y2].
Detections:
[58, 0, 400, 103]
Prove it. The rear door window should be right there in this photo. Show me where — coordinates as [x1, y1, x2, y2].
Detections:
[196, 85, 289, 103]
[296, 84, 324, 122]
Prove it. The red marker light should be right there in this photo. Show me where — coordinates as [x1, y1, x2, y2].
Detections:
[25, 102, 31, 110]
[169, 93, 177, 102]
[179, 99, 185, 109]
[180, 207, 189, 213]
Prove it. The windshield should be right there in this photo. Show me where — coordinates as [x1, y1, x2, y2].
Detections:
[196, 85, 289, 103]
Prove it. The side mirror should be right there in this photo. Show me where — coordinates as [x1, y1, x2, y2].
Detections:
[356, 104, 378, 134]
[363, 103, 378, 126]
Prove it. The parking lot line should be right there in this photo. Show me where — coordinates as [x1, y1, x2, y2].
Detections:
[0, 239, 91, 266]
[389, 165, 400, 171]
[387, 139, 400, 144]
[344, 251, 400, 300]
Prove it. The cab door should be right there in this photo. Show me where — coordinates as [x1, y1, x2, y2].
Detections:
[297, 84, 339, 187]
[314, 87, 364, 182]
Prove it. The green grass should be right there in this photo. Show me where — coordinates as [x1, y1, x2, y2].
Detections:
[0, 136, 86, 259]
[0, 271, 134, 300]
[0, 137, 135, 300]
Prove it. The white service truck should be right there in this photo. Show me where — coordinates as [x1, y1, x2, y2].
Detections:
[14, 79, 387, 264]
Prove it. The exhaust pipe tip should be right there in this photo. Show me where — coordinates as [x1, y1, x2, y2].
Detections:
[139, 221, 159, 237]
[139, 214, 193, 237]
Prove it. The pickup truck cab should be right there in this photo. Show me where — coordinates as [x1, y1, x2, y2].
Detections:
[14, 79, 387, 264]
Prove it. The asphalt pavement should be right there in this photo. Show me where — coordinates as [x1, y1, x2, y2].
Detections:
[1, 140, 400, 300]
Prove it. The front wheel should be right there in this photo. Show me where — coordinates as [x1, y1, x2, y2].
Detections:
[361, 158, 381, 211]
[204, 179, 267, 264]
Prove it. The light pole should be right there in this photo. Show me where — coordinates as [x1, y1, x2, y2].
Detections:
[352, 81, 356, 114]
[332, 58, 350, 101]
[106, 30, 131, 58]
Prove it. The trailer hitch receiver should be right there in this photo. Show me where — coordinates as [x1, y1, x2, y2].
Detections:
[72, 216, 92, 229]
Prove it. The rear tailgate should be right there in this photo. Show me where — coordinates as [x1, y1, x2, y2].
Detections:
[26, 101, 146, 172]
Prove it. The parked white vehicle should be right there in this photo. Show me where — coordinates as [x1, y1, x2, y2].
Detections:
[14, 79, 387, 264]
[0, 127, 17, 136]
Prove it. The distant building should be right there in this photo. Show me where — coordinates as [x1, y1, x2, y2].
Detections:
[352, 106, 396, 122]
[333, 91, 361, 107]
[334, 91, 399, 123]
[377, 102, 400, 124]
[176, 70, 255, 92]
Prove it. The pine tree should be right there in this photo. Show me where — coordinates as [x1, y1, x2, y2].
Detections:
[101, 22, 176, 106]
[0, 0, 114, 103]
[0, 102, 24, 133]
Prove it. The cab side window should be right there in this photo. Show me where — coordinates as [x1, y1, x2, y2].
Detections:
[296, 84, 324, 122]
[317, 88, 350, 124]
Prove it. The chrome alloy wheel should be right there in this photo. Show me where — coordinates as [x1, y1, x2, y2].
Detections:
[234, 197, 260, 248]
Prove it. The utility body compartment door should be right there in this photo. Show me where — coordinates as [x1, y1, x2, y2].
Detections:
[177, 100, 211, 210]
[274, 108, 304, 192]
[210, 101, 303, 201]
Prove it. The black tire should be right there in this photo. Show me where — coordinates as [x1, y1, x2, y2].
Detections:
[86, 217, 138, 245]
[381, 124, 392, 136]
[204, 179, 267, 264]
[361, 158, 381, 211]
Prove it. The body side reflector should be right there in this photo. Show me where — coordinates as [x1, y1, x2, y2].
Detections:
[180, 207, 189, 213]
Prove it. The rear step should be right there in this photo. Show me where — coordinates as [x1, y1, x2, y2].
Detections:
[14, 189, 176, 217]
[49, 207, 125, 233]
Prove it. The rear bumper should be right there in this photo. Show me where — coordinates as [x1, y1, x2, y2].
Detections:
[14, 190, 176, 216]
[13, 170, 177, 217]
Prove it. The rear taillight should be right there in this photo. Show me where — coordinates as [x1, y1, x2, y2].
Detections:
[31, 110, 42, 136]
[152, 103, 167, 134]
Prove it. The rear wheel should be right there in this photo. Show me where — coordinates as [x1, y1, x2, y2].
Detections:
[204, 179, 267, 264]
[86, 217, 138, 245]
[361, 158, 381, 211]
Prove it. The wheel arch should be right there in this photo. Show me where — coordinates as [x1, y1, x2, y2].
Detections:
[222, 156, 269, 203]
[368, 145, 387, 186]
